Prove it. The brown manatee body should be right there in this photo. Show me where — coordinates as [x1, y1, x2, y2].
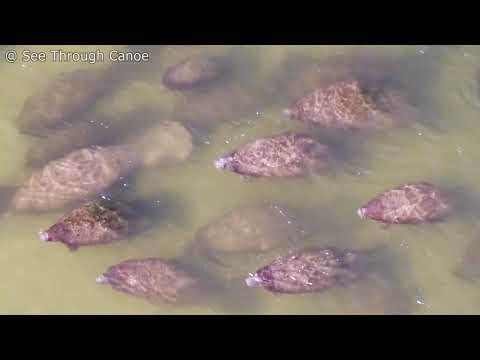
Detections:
[246, 247, 362, 294]
[192, 204, 303, 265]
[358, 182, 451, 225]
[17, 69, 110, 136]
[246, 245, 414, 313]
[214, 132, 331, 178]
[12, 118, 193, 212]
[39, 199, 131, 251]
[96, 258, 203, 304]
[12, 145, 140, 212]
[285, 80, 415, 130]
[163, 55, 224, 90]
[125, 120, 193, 169]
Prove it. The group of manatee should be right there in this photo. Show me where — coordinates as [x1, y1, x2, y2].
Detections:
[2, 46, 477, 312]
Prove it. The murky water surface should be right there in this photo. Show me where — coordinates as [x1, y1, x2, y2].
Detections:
[1, 45, 480, 314]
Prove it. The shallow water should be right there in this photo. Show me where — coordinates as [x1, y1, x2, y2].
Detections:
[1, 45, 480, 314]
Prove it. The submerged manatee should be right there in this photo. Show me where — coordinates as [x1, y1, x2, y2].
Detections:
[284, 80, 415, 130]
[214, 132, 331, 178]
[358, 182, 451, 225]
[192, 203, 302, 264]
[125, 120, 193, 169]
[96, 258, 203, 304]
[245, 247, 362, 294]
[17, 68, 111, 136]
[163, 55, 225, 90]
[12, 119, 193, 212]
[12, 145, 141, 212]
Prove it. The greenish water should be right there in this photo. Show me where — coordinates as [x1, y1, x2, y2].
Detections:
[1, 45, 480, 314]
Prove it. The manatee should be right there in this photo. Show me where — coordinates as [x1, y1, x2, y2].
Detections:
[163, 55, 225, 90]
[246, 244, 414, 313]
[358, 182, 451, 225]
[214, 132, 331, 178]
[96, 258, 204, 304]
[191, 203, 303, 265]
[284, 79, 416, 130]
[12, 118, 194, 212]
[245, 247, 362, 294]
[16, 68, 112, 136]
[12, 145, 141, 212]
[38, 197, 162, 251]
[39, 199, 131, 251]
[125, 120, 193, 169]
